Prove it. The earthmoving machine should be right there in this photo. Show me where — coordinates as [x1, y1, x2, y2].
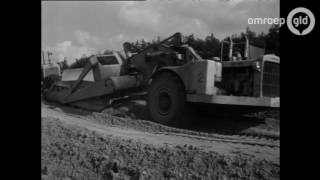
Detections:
[44, 32, 279, 126]
[41, 51, 61, 90]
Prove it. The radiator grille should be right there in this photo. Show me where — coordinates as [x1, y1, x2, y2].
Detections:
[262, 61, 280, 97]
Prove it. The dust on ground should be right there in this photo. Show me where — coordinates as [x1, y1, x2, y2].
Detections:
[41, 99, 279, 180]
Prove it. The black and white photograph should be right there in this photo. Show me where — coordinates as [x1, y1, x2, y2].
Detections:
[43, 0, 284, 179]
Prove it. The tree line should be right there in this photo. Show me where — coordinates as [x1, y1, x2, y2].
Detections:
[69, 25, 279, 69]
[124, 25, 280, 60]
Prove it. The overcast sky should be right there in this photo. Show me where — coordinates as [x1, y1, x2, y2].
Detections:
[42, 0, 279, 64]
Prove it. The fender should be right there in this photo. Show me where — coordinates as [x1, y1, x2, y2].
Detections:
[150, 60, 219, 95]
[150, 65, 188, 90]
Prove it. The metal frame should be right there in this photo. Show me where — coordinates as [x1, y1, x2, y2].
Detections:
[186, 94, 280, 107]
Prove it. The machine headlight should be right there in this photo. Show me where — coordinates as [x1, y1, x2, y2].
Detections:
[255, 61, 261, 69]
[176, 53, 182, 60]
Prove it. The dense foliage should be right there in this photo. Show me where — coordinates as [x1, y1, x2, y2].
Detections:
[124, 25, 280, 59]
[69, 25, 279, 67]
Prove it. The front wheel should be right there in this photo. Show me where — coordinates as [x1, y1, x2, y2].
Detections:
[147, 72, 187, 126]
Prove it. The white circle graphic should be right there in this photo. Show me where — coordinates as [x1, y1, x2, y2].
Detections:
[287, 7, 315, 35]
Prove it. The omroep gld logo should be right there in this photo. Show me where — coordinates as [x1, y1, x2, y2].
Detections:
[287, 7, 315, 35]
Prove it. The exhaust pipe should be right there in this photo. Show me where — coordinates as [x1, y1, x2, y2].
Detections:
[228, 37, 233, 61]
[244, 36, 249, 60]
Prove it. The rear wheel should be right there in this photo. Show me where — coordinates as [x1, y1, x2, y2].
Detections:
[147, 72, 187, 126]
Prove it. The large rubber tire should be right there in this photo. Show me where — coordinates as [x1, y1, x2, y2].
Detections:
[43, 74, 61, 90]
[147, 72, 187, 127]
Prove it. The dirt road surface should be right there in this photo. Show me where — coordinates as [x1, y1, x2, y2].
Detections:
[41, 100, 279, 180]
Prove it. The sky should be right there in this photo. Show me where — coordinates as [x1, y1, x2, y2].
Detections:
[42, 0, 279, 64]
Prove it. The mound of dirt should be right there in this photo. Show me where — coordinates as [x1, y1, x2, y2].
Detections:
[42, 99, 279, 180]
[42, 116, 279, 180]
